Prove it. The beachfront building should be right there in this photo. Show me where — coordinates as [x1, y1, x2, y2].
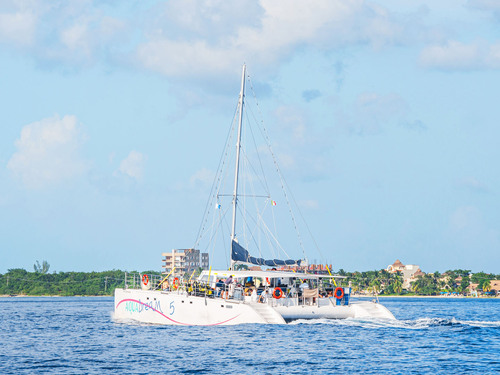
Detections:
[488, 280, 500, 295]
[386, 259, 425, 290]
[162, 249, 209, 278]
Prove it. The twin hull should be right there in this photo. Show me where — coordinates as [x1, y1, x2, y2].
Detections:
[114, 288, 394, 326]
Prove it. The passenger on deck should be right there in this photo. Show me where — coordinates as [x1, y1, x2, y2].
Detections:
[251, 288, 258, 302]
[215, 279, 224, 297]
[222, 275, 233, 299]
[259, 288, 269, 303]
[300, 280, 309, 290]
[162, 280, 170, 290]
[228, 276, 236, 298]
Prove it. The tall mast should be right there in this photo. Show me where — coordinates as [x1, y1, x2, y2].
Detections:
[230, 64, 246, 270]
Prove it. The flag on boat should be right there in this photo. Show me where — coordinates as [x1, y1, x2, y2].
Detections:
[271, 200, 277, 206]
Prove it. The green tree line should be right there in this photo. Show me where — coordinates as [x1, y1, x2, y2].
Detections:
[0, 268, 161, 296]
[336, 268, 499, 296]
[1, 265, 498, 297]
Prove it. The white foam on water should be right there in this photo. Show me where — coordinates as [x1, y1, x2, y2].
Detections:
[458, 320, 500, 328]
[288, 317, 500, 329]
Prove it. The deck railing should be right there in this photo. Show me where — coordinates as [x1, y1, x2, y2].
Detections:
[124, 274, 350, 306]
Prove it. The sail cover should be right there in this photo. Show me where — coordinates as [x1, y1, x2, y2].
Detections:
[231, 240, 302, 267]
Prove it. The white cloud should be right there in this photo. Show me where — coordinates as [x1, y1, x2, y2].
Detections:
[271, 105, 333, 180]
[7, 115, 87, 189]
[419, 40, 500, 70]
[0, 10, 36, 46]
[0, 1, 126, 66]
[0, 0, 415, 79]
[190, 168, 215, 188]
[136, 0, 405, 79]
[117, 151, 145, 180]
[60, 22, 90, 54]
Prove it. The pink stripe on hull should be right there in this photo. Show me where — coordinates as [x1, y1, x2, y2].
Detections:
[115, 298, 241, 326]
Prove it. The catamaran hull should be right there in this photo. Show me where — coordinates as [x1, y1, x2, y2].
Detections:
[271, 300, 394, 321]
[114, 288, 269, 325]
[114, 288, 394, 325]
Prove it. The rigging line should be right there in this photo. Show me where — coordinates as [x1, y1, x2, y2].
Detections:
[207, 205, 223, 272]
[243, 143, 269, 258]
[238, 202, 289, 259]
[235, 203, 269, 259]
[207, 191, 220, 262]
[244, 103, 272, 195]
[236, 147, 260, 249]
[247, 198, 272, 258]
[242, 150, 248, 250]
[270, 194, 279, 255]
[242, 94, 282, 257]
[206, 205, 231, 252]
[248, 74, 307, 261]
[249, 147, 267, 259]
[206, 204, 232, 271]
[197, 194, 231, 258]
[193, 105, 239, 250]
[245, 71, 274, 197]
[281, 176, 326, 261]
[239, 139, 269, 199]
[244, 88, 282, 248]
[257, 202, 280, 259]
[220, 207, 229, 270]
[215, 116, 238, 205]
[219, 202, 234, 270]
[256, 210, 292, 259]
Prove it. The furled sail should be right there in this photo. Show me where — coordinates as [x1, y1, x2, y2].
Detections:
[231, 240, 302, 267]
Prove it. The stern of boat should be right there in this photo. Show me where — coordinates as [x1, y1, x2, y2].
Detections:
[351, 301, 395, 320]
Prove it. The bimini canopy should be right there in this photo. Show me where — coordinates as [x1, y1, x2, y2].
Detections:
[231, 240, 302, 267]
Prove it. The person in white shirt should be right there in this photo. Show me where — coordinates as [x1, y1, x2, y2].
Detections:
[251, 288, 258, 302]
[299, 280, 309, 290]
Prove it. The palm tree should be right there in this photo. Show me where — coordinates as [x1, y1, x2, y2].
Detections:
[370, 279, 381, 294]
[33, 260, 50, 274]
[234, 264, 249, 271]
[393, 278, 403, 294]
[482, 280, 491, 293]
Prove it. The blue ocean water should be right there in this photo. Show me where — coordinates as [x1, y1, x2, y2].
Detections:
[0, 297, 498, 374]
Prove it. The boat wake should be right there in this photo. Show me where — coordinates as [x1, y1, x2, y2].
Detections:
[289, 317, 500, 329]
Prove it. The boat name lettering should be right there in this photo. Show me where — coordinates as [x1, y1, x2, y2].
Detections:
[124, 299, 164, 314]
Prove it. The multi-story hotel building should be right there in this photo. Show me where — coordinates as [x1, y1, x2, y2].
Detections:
[162, 249, 209, 277]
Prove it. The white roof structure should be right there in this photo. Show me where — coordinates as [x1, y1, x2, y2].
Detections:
[199, 269, 345, 280]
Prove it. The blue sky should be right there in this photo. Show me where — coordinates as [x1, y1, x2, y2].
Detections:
[1, 0, 499, 274]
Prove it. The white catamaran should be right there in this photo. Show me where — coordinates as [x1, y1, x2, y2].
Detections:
[114, 65, 395, 325]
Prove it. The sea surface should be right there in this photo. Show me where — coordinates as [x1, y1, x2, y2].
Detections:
[0, 296, 499, 374]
